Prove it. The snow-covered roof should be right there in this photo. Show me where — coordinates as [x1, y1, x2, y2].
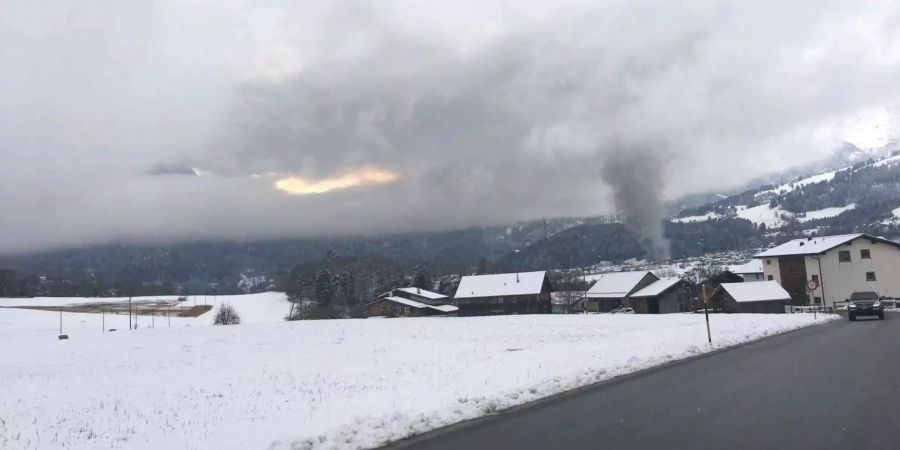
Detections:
[631, 278, 683, 297]
[454, 271, 547, 299]
[728, 260, 764, 275]
[754, 233, 900, 258]
[585, 271, 655, 298]
[392, 287, 447, 300]
[374, 296, 458, 313]
[717, 281, 791, 303]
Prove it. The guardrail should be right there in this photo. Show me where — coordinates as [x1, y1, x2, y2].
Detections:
[786, 305, 837, 314]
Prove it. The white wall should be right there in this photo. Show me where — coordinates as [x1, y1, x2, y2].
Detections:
[805, 238, 900, 306]
[761, 257, 780, 284]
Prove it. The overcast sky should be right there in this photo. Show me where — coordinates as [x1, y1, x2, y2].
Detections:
[2, 0, 900, 254]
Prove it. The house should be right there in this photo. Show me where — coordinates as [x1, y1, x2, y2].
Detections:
[700, 271, 744, 310]
[367, 287, 458, 317]
[628, 278, 697, 314]
[754, 233, 900, 307]
[454, 271, 552, 316]
[728, 260, 765, 281]
[711, 281, 791, 313]
[584, 271, 658, 312]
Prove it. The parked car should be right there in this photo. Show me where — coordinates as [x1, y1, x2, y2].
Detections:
[611, 306, 635, 314]
[847, 291, 884, 321]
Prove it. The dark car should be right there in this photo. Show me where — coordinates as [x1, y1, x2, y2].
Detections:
[847, 291, 884, 321]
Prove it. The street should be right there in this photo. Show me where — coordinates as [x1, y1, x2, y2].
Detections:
[383, 313, 900, 450]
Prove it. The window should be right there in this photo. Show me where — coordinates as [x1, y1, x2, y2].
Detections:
[811, 274, 819, 284]
[838, 250, 851, 262]
[813, 297, 822, 304]
[866, 272, 877, 282]
[861, 249, 871, 259]
[767, 275, 774, 281]
[766, 259, 772, 265]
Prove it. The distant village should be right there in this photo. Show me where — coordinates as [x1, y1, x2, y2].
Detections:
[367, 233, 900, 318]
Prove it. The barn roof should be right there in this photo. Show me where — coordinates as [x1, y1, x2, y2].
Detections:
[373, 296, 458, 313]
[585, 271, 656, 298]
[631, 278, 684, 297]
[754, 233, 900, 258]
[380, 287, 447, 300]
[716, 281, 791, 303]
[454, 271, 547, 299]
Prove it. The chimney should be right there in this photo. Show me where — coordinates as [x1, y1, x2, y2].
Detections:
[417, 287, 421, 294]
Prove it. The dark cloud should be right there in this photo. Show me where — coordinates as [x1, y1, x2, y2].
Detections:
[1, 0, 900, 254]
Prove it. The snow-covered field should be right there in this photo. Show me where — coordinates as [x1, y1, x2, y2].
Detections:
[0, 304, 836, 450]
[0, 292, 290, 339]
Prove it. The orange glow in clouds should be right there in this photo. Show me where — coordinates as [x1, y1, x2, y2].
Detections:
[275, 166, 400, 195]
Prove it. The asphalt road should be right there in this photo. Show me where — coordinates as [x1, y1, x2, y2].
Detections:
[384, 313, 900, 450]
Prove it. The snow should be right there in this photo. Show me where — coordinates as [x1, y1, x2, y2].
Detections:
[717, 281, 791, 303]
[756, 170, 839, 197]
[0, 311, 836, 450]
[373, 296, 458, 313]
[796, 203, 856, 223]
[754, 233, 864, 257]
[735, 204, 788, 228]
[630, 278, 682, 297]
[391, 287, 447, 300]
[895, 207, 900, 219]
[670, 212, 722, 223]
[728, 260, 764, 275]
[585, 271, 653, 298]
[454, 271, 546, 298]
[0, 292, 291, 339]
[871, 153, 900, 167]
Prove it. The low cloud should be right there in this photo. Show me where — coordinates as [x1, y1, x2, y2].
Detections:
[1, 0, 900, 254]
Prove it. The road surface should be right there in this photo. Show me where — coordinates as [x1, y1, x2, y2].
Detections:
[384, 314, 900, 450]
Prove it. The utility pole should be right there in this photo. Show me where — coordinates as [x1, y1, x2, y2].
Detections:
[702, 284, 712, 344]
[128, 296, 132, 330]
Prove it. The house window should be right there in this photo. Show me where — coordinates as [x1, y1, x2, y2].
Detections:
[811, 274, 819, 284]
[861, 249, 871, 259]
[767, 275, 774, 281]
[813, 296, 822, 304]
[766, 259, 772, 265]
[866, 272, 877, 282]
[838, 250, 851, 262]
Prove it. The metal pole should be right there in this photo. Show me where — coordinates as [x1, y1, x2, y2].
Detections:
[102, 310, 105, 332]
[702, 285, 712, 344]
[815, 256, 828, 310]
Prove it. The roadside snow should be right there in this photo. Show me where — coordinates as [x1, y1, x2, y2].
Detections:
[0, 312, 836, 450]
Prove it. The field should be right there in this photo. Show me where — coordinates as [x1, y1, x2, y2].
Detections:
[0, 294, 837, 450]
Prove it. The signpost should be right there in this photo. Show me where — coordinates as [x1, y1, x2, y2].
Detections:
[701, 285, 712, 344]
[806, 279, 820, 318]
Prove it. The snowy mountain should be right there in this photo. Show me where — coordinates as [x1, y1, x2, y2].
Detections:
[673, 150, 900, 238]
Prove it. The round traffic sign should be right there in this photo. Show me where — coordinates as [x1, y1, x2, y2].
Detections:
[806, 279, 819, 292]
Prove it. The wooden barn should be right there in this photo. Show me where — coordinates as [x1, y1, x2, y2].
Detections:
[628, 278, 696, 314]
[711, 281, 790, 314]
[367, 287, 457, 318]
[700, 270, 744, 311]
[584, 271, 658, 312]
[454, 271, 552, 316]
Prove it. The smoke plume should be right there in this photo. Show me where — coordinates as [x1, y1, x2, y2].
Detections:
[601, 149, 672, 261]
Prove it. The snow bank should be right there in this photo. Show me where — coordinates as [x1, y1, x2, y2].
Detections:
[0, 312, 836, 450]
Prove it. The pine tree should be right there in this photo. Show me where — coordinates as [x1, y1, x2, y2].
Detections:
[412, 265, 430, 290]
[314, 270, 334, 308]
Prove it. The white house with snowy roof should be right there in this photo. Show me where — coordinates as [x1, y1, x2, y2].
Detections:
[454, 271, 552, 316]
[728, 260, 765, 281]
[754, 233, 900, 307]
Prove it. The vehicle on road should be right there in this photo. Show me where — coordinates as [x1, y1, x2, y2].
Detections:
[847, 291, 884, 321]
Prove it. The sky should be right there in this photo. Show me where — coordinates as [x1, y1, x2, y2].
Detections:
[2, 0, 900, 255]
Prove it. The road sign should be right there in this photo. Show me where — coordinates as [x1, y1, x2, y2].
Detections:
[806, 279, 819, 292]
